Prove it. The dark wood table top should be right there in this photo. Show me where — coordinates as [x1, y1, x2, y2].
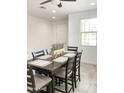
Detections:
[27, 52, 77, 74]
[27, 57, 68, 74]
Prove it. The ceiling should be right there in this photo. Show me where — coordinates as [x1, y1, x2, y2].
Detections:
[27, 0, 97, 20]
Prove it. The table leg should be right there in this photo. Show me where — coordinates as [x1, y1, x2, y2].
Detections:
[74, 60, 77, 88]
[50, 74, 55, 93]
[48, 82, 52, 93]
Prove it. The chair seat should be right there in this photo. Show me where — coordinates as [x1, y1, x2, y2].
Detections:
[34, 74, 52, 91]
[54, 68, 72, 79]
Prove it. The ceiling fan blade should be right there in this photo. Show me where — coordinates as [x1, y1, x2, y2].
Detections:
[40, 0, 51, 5]
[61, 0, 76, 1]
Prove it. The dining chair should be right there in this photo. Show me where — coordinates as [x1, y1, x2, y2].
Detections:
[32, 50, 45, 60]
[74, 51, 82, 88]
[27, 65, 52, 93]
[67, 46, 78, 52]
[54, 58, 75, 93]
[32, 50, 51, 75]
[45, 48, 52, 55]
[45, 49, 49, 55]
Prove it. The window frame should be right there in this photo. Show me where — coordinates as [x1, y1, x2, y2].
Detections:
[80, 18, 97, 47]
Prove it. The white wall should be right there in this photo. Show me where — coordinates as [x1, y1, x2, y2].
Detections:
[27, 15, 68, 59]
[27, 15, 53, 59]
[68, 9, 97, 64]
[52, 20, 68, 45]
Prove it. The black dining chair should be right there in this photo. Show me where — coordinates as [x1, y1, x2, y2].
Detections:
[32, 50, 45, 60]
[74, 51, 82, 88]
[54, 58, 75, 93]
[27, 65, 52, 93]
[67, 46, 78, 52]
[32, 50, 51, 75]
[45, 48, 52, 55]
[45, 49, 49, 55]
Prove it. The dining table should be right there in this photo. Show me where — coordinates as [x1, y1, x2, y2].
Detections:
[27, 51, 77, 93]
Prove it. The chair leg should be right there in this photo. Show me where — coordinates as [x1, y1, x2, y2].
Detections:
[59, 80, 63, 85]
[72, 74, 74, 91]
[65, 79, 68, 93]
[59, 78, 61, 86]
[78, 67, 81, 82]
[55, 77, 57, 86]
[74, 69, 77, 88]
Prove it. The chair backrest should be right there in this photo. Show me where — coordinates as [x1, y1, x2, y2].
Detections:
[76, 52, 82, 68]
[45, 48, 53, 55]
[67, 46, 78, 52]
[32, 50, 45, 60]
[65, 54, 77, 78]
[45, 49, 49, 55]
[27, 66, 36, 93]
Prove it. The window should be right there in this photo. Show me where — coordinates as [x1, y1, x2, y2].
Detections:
[80, 18, 97, 46]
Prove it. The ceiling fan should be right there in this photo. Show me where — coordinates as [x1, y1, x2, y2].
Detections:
[40, 0, 76, 8]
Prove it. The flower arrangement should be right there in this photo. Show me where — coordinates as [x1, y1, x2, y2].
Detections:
[51, 43, 64, 51]
[51, 43, 64, 58]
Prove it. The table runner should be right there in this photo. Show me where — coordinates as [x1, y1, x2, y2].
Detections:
[52, 56, 68, 63]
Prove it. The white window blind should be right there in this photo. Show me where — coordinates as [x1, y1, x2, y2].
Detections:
[80, 18, 97, 46]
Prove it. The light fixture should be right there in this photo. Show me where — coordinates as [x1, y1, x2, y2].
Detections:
[58, 2, 62, 8]
[90, 2, 95, 6]
[52, 16, 56, 19]
[52, 10, 56, 13]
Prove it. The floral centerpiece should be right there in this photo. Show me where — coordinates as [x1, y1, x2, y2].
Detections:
[51, 43, 64, 59]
